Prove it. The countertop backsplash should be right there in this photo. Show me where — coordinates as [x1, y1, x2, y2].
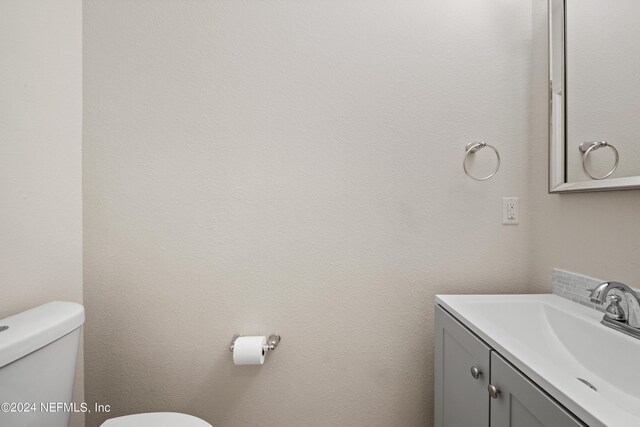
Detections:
[552, 268, 640, 313]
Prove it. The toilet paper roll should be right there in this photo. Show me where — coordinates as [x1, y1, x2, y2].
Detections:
[232, 336, 267, 365]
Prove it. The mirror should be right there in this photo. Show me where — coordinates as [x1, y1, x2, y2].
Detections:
[549, 0, 640, 192]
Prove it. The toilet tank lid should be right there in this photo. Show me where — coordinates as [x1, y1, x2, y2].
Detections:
[0, 301, 85, 369]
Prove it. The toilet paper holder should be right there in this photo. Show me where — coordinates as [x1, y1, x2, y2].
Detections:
[229, 334, 281, 352]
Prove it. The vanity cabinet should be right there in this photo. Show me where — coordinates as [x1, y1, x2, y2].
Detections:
[435, 306, 585, 427]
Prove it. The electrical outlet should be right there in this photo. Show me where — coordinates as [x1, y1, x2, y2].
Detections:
[503, 197, 519, 225]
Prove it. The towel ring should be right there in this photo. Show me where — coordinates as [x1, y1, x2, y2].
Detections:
[579, 141, 619, 180]
[463, 142, 500, 181]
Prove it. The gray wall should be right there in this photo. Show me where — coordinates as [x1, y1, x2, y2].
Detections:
[83, 0, 532, 425]
[0, 1, 84, 426]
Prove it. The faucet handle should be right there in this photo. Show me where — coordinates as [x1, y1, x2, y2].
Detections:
[605, 294, 626, 322]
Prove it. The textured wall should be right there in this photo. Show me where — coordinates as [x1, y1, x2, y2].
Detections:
[0, 1, 84, 426]
[529, 0, 640, 290]
[84, 1, 532, 426]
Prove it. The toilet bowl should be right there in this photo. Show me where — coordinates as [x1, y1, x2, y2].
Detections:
[102, 412, 212, 427]
[0, 302, 211, 427]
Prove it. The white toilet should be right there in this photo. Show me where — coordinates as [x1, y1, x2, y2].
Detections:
[102, 412, 211, 426]
[0, 301, 212, 427]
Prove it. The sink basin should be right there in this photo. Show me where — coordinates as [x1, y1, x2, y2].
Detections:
[436, 294, 640, 427]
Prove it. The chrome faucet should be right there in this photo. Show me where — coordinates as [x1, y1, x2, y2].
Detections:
[589, 281, 640, 339]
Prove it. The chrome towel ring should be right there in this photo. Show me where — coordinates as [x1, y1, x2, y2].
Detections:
[579, 141, 619, 180]
[463, 142, 500, 181]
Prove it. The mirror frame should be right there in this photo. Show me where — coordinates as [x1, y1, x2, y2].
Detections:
[548, 0, 640, 193]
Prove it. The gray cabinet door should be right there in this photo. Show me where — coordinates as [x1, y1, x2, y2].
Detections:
[435, 305, 491, 427]
[490, 352, 585, 427]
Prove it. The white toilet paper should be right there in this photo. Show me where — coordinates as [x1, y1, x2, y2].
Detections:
[232, 336, 267, 365]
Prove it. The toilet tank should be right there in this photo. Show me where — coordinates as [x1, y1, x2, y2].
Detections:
[0, 302, 84, 427]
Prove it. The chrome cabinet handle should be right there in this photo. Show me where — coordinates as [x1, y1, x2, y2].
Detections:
[488, 384, 501, 399]
[470, 366, 482, 379]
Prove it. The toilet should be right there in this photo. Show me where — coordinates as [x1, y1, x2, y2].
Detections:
[0, 302, 212, 427]
[102, 412, 211, 426]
